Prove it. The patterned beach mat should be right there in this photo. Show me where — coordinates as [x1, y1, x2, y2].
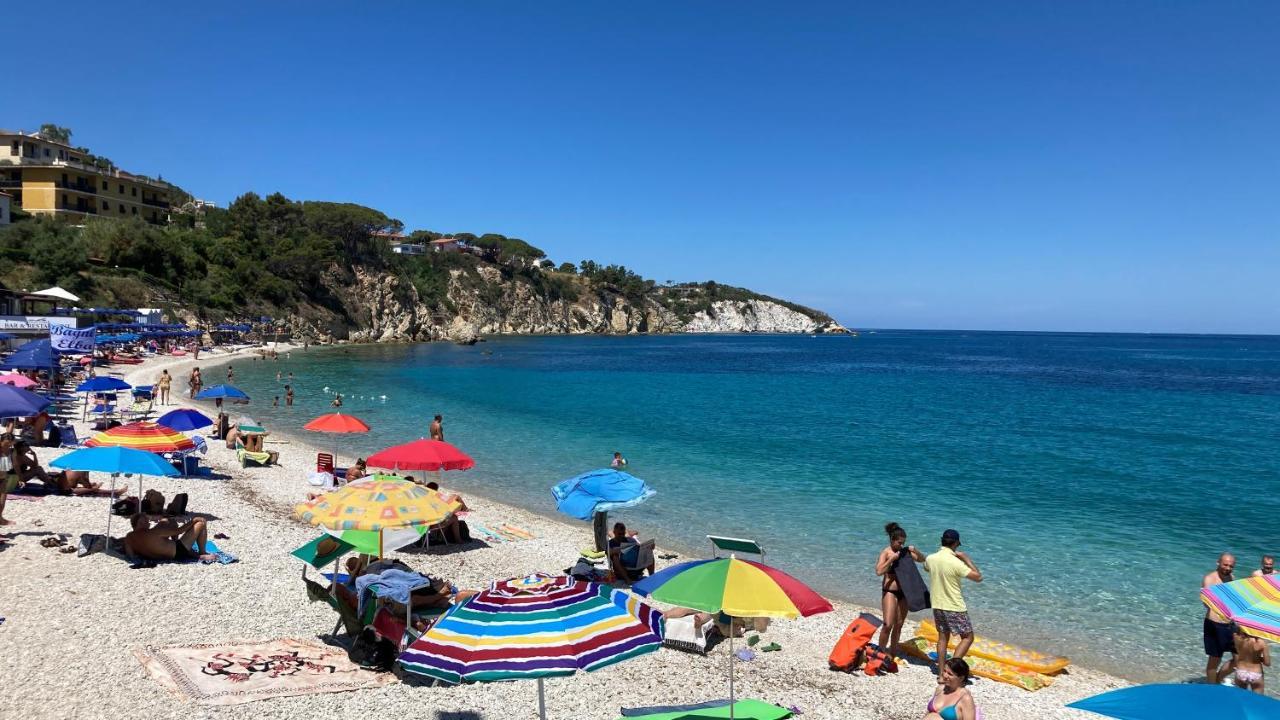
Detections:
[135, 637, 397, 705]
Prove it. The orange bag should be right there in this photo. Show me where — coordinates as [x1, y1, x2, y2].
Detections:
[828, 613, 882, 672]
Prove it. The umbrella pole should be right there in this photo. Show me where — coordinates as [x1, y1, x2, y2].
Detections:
[728, 620, 736, 720]
[104, 472, 117, 554]
[593, 511, 608, 553]
[537, 676, 547, 720]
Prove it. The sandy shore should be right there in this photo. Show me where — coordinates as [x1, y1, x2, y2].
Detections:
[0, 346, 1126, 719]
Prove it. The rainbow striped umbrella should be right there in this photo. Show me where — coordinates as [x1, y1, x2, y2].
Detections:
[1201, 574, 1280, 642]
[633, 557, 833, 619]
[399, 573, 663, 720]
[633, 557, 832, 719]
[85, 421, 196, 453]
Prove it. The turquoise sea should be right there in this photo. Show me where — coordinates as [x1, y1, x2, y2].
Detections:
[224, 332, 1280, 682]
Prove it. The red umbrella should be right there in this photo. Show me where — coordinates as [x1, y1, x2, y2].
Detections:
[304, 413, 370, 475]
[367, 439, 475, 472]
[304, 413, 371, 433]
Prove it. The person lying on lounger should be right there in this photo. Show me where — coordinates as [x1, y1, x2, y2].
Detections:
[124, 514, 215, 562]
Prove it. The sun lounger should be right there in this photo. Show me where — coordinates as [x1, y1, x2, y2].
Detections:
[708, 535, 765, 560]
[663, 614, 716, 655]
[237, 447, 278, 467]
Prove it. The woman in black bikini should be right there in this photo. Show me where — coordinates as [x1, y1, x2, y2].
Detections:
[876, 522, 925, 655]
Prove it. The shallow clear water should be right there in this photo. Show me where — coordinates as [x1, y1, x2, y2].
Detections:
[222, 331, 1280, 682]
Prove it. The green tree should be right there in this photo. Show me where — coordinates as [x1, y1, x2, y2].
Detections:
[558, 262, 577, 274]
[38, 124, 72, 144]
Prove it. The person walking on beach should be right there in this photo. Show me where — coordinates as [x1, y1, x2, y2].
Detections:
[1203, 553, 1237, 684]
[430, 414, 444, 441]
[877, 522, 926, 655]
[156, 369, 172, 406]
[285, 385, 294, 407]
[1253, 555, 1275, 577]
[923, 529, 982, 666]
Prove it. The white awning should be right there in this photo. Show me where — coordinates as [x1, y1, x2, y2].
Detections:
[32, 286, 80, 302]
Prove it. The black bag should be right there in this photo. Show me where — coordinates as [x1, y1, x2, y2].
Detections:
[44, 424, 62, 448]
[165, 492, 189, 516]
[349, 628, 396, 672]
[112, 496, 139, 516]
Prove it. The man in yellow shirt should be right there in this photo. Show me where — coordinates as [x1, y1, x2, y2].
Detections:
[923, 529, 983, 666]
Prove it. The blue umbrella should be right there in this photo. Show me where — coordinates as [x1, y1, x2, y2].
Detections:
[156, 408, 213, 432]
[51, 446, 181, 551]
[0, 332, 15, 340]
[76, 377, 132, 392]
[0, 383, 53, 418]
[0, 338, 58, 370]
[552, 469, 656, 551]
[194, 384, 250, 403]
[1068, 684, 1280, 720]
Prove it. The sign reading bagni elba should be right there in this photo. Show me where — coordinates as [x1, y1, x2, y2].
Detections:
[50, 324, 97, 353]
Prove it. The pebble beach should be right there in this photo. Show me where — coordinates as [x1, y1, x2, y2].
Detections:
[0, 346, 1128, 720]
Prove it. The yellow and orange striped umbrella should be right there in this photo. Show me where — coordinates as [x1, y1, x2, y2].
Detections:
[85, 421, 196, 453]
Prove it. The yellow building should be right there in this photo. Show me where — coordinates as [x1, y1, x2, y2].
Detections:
[0, 130, 172, 224]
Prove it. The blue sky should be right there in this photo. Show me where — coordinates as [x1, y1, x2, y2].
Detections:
[10, 3, 1279, 333]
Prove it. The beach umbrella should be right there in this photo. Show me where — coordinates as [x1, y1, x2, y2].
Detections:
[1200, 574, 1280, 643]
[304, 412, 371, 472]
[304, 412, 371, 434]
[399, 573, 664, 720]
[1067, 683, 1280, 719]
[50, 446, 180, 551]
[367, 438, 475, 472]
[155, 408, 213, 432]
[76, 376, 133, 421]
[194, 384, 250, 404]
[76, 377, 132, 392]
[552, 469, 656, 552]
[1, 373, 38, 389]
[0, 383, 52, 419]
[292, 475, 462, 557]
[85, 421, 196, 453]
[633, 557, 833, 719]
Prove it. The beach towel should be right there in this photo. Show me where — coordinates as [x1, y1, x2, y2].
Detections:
[134, 637, 397, 706]
[354, 568, 433, 616]
[468, 522, 505, 543]
[618, 699, 791, 720]
[892, 552, 931, 612]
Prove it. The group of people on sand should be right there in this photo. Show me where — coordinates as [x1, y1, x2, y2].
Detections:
[1202, 552, 1273, 693]
[0, 434, 117, 525]
[874, 523, 983, 720]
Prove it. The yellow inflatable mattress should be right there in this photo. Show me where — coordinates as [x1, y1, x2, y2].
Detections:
[902, 637, 1055, 692]
[917, 619, 1070, 675]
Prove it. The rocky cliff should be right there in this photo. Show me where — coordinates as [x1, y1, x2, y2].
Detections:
[285, 264, 845, 343]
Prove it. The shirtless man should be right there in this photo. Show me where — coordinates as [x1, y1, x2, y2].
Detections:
[1221, 624, 1271, 693]
[1202, 552, 1237, 684]
[429, 414, 444, 441]
[124, 514, 215, 562]
[1253, 555, 1275, 577]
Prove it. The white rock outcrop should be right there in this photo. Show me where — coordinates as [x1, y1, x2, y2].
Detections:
[685, 299, 845, 334]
